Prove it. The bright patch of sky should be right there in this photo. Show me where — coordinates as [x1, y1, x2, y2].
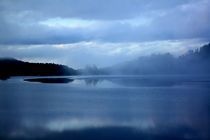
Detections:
[39, 18, 100, 29]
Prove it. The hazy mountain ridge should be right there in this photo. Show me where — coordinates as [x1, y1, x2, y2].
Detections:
[106, 43, 210, 75]
[83, 43, 210, 75]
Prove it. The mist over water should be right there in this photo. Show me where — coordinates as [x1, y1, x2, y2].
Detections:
[0, 43, 209, 140]
[0, 75, 209, 140]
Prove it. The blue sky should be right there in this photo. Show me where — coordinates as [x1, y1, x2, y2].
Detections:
[0, 0, 209, 68]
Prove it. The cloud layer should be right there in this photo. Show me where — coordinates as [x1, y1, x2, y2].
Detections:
[0, 0, 209, 67]
[0, 0, 209, 44]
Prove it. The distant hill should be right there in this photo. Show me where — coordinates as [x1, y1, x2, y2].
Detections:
[2, 43, 210, 79]
[95, 43, 210, 75]
[0, 58, 78, 80]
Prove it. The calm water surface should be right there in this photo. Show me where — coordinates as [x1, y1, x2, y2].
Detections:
[0, 75, 209, 140]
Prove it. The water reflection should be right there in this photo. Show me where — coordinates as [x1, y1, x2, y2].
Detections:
[76, 75, 210, 87]
[0, 76, 210, 139]
[84, 78, 102, 86]
[24, 78, 74, 84]
[24, 75, 210, 88]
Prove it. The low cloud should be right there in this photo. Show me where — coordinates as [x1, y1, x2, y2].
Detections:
[0, 39, 207, 68]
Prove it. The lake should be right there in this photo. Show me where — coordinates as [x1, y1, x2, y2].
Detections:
[0, 75, 210, 140]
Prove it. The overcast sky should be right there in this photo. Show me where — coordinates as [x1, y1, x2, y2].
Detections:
[0, 0, 209, 68]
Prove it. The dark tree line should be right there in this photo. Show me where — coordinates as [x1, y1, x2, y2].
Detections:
[0, 58, 78, 80]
